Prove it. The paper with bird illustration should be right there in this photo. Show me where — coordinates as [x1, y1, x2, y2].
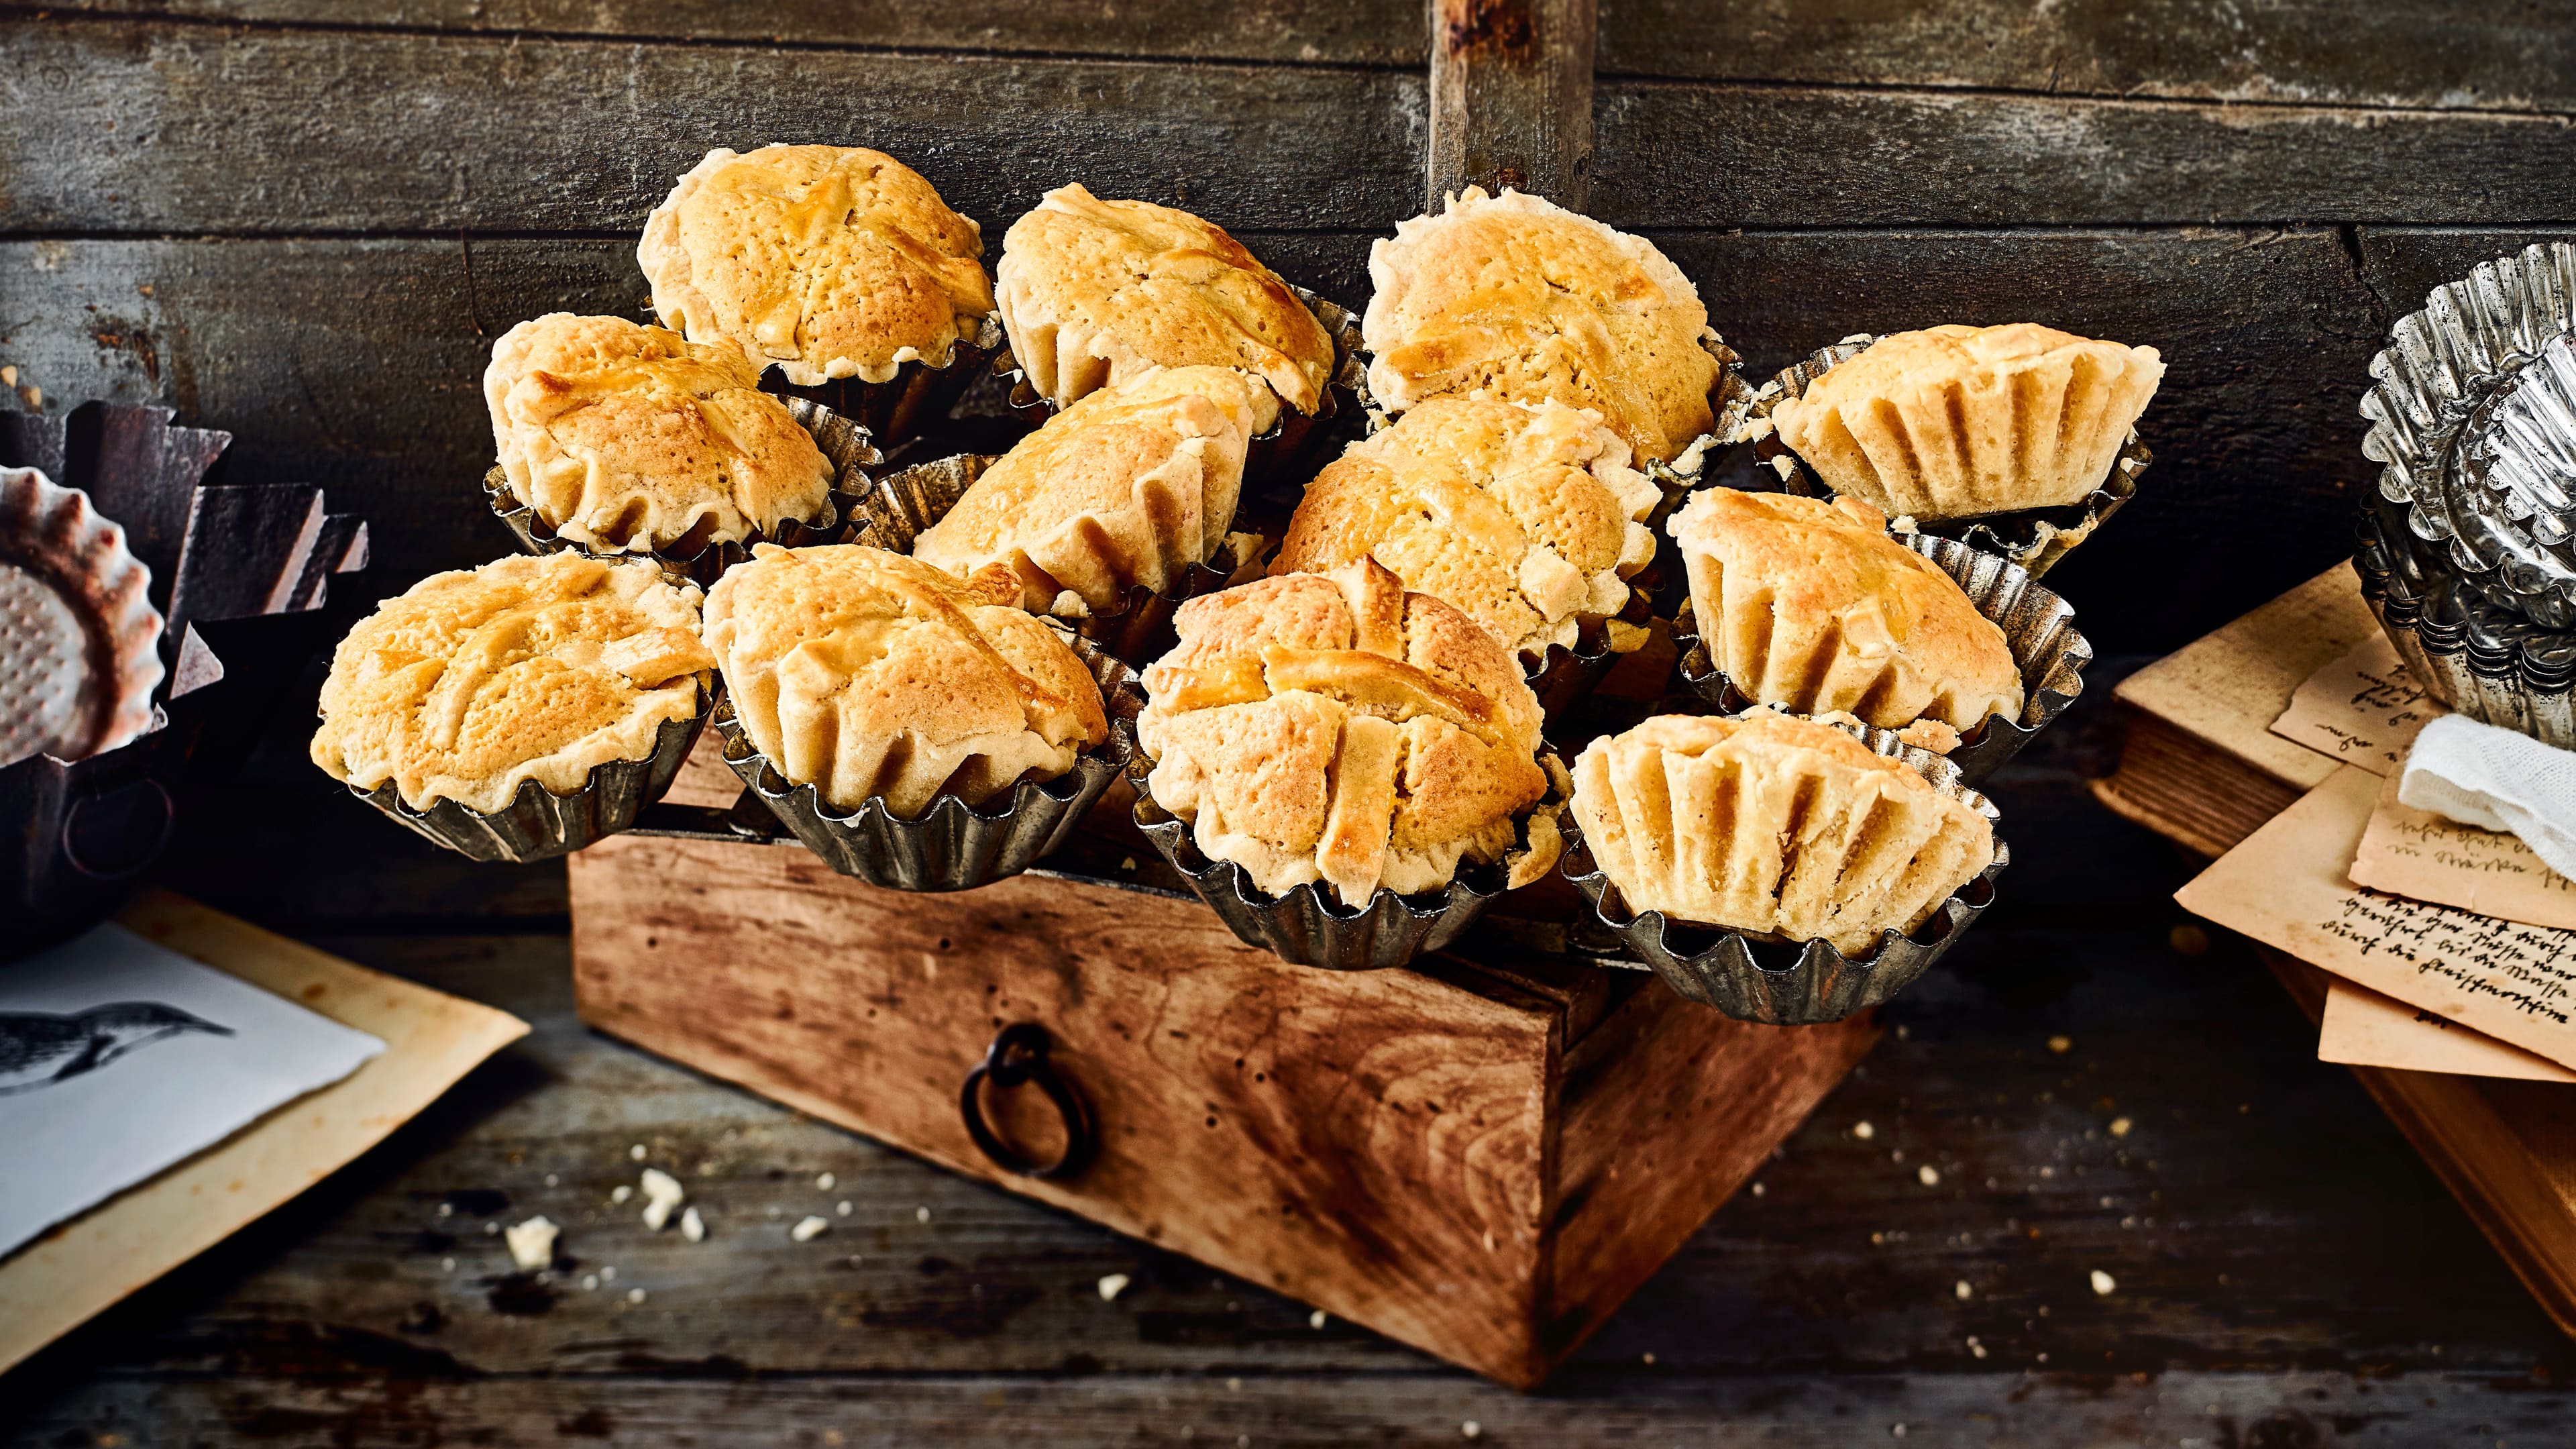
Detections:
[0, 922, 385, 1258]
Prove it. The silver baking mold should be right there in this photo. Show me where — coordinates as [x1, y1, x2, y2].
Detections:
[485, 398, 883, 588]
[351, 678, 712, 863]
[1560, 727, 2008, 1024]
[995, 285, 1364, 486]
[1129, 755, 1569, 972]
[0, 466, 167, 769]
[1670, 529, 2088, 786]
[846, 451, 1257, 667]
[757, 312, 1009, 447]
[2355, 494, 2576, 746]
[1737, 334, 2147, 578]
[716, 636, 1142, 890]
[2361, 243, 2576, 626]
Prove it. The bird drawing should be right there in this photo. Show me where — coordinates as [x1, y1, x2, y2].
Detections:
[0, 1002, 234, 1095]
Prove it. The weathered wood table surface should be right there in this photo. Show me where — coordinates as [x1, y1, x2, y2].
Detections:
[7, 1, 2576, 1443]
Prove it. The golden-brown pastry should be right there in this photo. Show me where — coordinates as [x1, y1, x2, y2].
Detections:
[1572, 710, 1994, 955]
[1363, 187, 1718, 465]
[1272, 394, 1659, 659]
[703, 545, 1108, 816]
[311, 553, 714, 814]
[1767, 323, 2163, 518]
[996, 184, 1336, 416]
[1138, 558, 1553, 906]
[910, 366, 1279, 615]
[484, 313, 834, 553]
[639, 145, 996, 386]
[1667, 488, 2022, 733]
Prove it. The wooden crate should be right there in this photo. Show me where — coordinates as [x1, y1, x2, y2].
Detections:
[568, 746, 1875, 1387]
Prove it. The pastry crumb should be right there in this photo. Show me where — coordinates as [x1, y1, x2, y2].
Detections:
[680, 1206, 706, 1242]
[503, 1216, 558, 1271]
[1097, 1273, 1130, 1302]
[640, 1167, 686, 1231]
[790, 1216, 830, 1242]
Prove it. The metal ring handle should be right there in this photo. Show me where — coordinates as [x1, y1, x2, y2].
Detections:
[61, 777, 176, 881]
[959, 1022, 1095, 1181]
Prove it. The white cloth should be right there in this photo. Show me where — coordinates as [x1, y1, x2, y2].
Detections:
[2400, 712, 2576, 881]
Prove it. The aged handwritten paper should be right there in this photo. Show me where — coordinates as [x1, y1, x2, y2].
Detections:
[2317, 975, 2576, 1083]
[2351, 763, 2576, 931]
[2177, 765, 2576, 1073]
[2267, 631, 2441, 776]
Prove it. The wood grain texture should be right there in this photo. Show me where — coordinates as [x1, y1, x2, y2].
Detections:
[22, 0, 1426, 66]
[566, 829, 1866, 1387]
[569, 833, 1572, 1384]
[1428, 0, 1597, 209]
[0, 19, 1426, 234]
[1595, 0, 2576, 111]
[1595, 81, 2576, 227]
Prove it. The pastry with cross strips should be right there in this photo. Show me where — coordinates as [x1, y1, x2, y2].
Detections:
[910, 366, 1277, 615]
[1668, 488, 2021, 736]
[1768, 323, 2163, 519]
[484, 313, 834, 555]
[311, 553, 716, 813]
[996, 184, 1336, 417]
[1572, 710, 1996, 955]
[704, 545, 1108, 816]
[639, 145, 996, 388]
[1272, 394, 1660, 660]
[1138, 557, 1556, 907]
[1363, 187, 1719, 465]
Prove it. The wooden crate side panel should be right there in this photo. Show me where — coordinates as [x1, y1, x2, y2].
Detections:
[1542, 983, 1880, 1362]
[567, 834, 1564, 1383]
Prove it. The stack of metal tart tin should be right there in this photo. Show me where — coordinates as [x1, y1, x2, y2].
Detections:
[2361, 243, 2576, 746]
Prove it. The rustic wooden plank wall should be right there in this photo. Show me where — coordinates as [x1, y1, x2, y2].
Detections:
[6, 2, 2575, 657]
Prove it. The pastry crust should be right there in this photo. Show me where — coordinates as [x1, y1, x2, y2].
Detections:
[1272, 394, 1660, 659]
[1363, 187, 1718, 465]
[1572, 710, 1995, 955]
[1768, 323, 2163, 518]
[311, 553, 714, 814]
[484, 313, 835, 553]
[996, 184, 1336, 415]
[1668, 488, 2022, 733]
[1138, 558, 1551, 907]
[911, 366, 1278, 614]
[703, 544, 1108, 816]
[639, 145, 996, 388]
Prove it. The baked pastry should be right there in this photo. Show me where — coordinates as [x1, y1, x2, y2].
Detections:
[996, 184, 1336, 416]
[1272, 394, 1658, 659]
[311, 553, 715, 814]
[1138, 558, 1553, 906]
[1363, 187, 1718, 465]
[1767, 323, 2164, 519]
[1572, 710, 1995, 955]
[484, 313, 834, 554]
[910, 366, 1278, 615]
[639, 145, 996, 386]
[703, 545, 1108, 816]
[1667, 488, 2021, 733]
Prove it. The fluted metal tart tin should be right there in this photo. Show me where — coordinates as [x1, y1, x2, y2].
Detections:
[0, 466, 167, 770]
[994, 285, 1366, 486]
[846, 451, 1257, 667]
[1560, 727, 2008, 1024]
[1670, 530, 2089, 786]
[2355, 493, 2576, 746]
[716, 637, 1142, 890]
[1736, 335, 2149, 578]
[758, 312, 1010, 447]
[2361, 242, 2576, 627]
[1130, 756, 1569, 972]
[351, 679, 713, 863]
[485, 398, 883, 588]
